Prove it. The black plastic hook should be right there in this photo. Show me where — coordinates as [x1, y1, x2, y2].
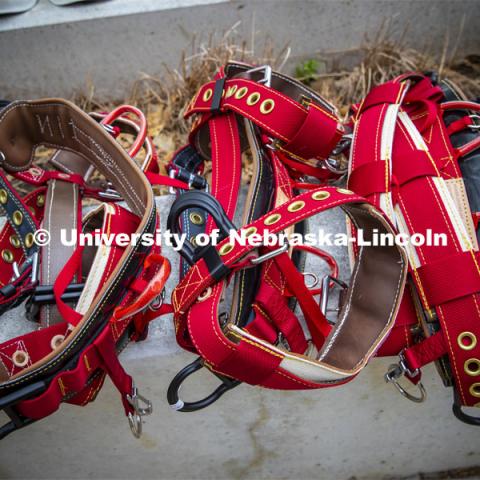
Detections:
[167, 357, 240, 412]
[452, 387, 480, 426]
[167, 190, 236, 266]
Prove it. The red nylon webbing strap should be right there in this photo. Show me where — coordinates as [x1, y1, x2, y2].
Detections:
[17, 327, 133, 420]
[187, 77, 343, 161]
[349, 74, 480, 408]
[417, 251, 480, 306]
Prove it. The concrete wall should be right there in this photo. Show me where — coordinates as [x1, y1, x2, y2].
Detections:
[0, 0, 479, 99]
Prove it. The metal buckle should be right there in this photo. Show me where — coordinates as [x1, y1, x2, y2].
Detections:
[126, 384, 153, 438]
[319, 275, 348, 319]
[98, 182, 122, 201]
[168, 168, 209, 195]
[11, 251, 39, 284]
[468, 114, 480, 131]
[245, 65, 272, 87]
[385, 353, 426, 403]
[250, 243, 289, 265]
[148, 289, 165, 311]
[325, 134, 353, 175]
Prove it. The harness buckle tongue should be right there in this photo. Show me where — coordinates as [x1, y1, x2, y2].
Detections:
[319, 275, 348, 323]
[126, 384, 153, 439]
[384, 353, 427, 404]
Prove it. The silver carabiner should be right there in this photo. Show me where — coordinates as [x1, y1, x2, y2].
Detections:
[126, 384, 153, 438]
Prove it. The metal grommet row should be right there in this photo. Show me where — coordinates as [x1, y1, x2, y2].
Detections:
[12, 350, 29, 368]
[197, 287, 212, 302]
[225, 85, 237, 98]
[189, 212, 204, 226]
[2, 249, 14, 263]
[312, 190, 330, 201]
[458, 331, 477, 351]
[0, 188, 7, 205]
[469, 383, 480, 398]
[203, 88, 213, 102]
[9, 235, 20, 249]
[235, 87, 248, 99]
[243, 226, 257, 237]
[259, 99, 275, 115]
[287, 200, 305, 212]
[36, 194, 45, 207]
[246, 92, 261, 106]
[264, 213, 281, 225]
[464, 358, 480, 377]
[13, 210, 23, 226]
[51, 334, 65, 350]
[219, 243, 234, 256]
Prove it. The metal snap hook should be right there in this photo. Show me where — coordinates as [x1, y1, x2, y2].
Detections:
[384, 361, 426, 404]
[126, 384, 153, 438]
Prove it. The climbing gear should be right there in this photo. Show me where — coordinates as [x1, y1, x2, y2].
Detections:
[347, 72, 480, 424]
[0, 99, 172, 439]
[166, 62, 408, 410]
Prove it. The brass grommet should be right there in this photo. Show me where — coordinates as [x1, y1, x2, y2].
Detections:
[235, 87, 248, 99]
[12, 350, 29, 368]
[190, 236, 198, 248]
[264, 213, 281, 225]
[336, 188, 353, 195]
[225, 85, 238, 98]
[469, 383, 480, 398]
[9, 235, 21, 249]
[198, 287, 212, 302]
[260, 99, 275, 114]
[312, 190, 331, 201]
[13, 210, 23, 226]
[36, 194, 45, 207]
[30, 207, 36, 217]
[189, 212, 204, 226]
[50, 334, 65, 350]
[243, 226, 257, 237]
[219, 243, 234, 256]
[458, 332, 477, 351]
[287, 200, 305, 213]
[203, 88, 213, 102]
[0, 189, 7, 205]
[2, 249, 14, 263]
[465, 359, 480, 377]
[246, 92, 261, 106]
[25, 232, 34, 249]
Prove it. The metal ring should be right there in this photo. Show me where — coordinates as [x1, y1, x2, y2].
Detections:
[198, 287, 212, 302]
[303, 272, 319, 289]
[12, 350, 29, 368]
[465, 359, 480, 376]
[469, 383, 480, 398]
[260, 99, 275, 114]
[50, 335, 65, 350]
[287, 200, 305, 212]
[458, 332, 477, 351]
[189, 212, 204, 226]
[264, 213, 281, 225]
[312, 190, 331, 201]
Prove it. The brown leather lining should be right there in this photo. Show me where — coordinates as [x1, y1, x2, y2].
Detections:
[318, 204, 407, 371]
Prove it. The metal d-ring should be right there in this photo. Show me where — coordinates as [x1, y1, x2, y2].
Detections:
[452, 388, 480, 426]
[384, 361, 426, 404]
[167, 357, 240, 412]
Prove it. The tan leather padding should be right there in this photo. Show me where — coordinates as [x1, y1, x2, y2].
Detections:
[0, 99, 148, 216]
[0, 99, 154, 382]
[318, 204, 407, 371]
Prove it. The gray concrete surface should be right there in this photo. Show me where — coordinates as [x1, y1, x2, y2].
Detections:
[0, 0, 479, 99]
[0, 196, 479, 480]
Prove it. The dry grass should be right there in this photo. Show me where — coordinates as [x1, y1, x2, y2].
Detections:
[68, 23, 479, 174]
